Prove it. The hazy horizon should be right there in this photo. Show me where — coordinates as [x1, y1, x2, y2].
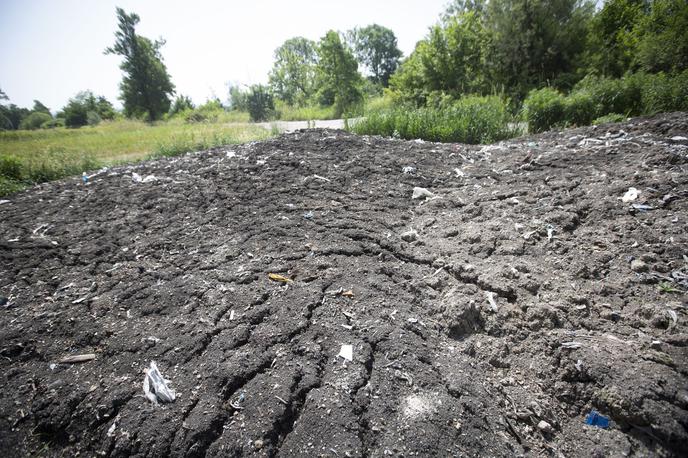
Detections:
[0, 0, 450, 112]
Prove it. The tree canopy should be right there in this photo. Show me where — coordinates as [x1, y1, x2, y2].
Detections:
[348, 24, 402, 86]
[268, 37, 318, 106]
[105, 7, 175, 121]
[316, 31, 363, 117]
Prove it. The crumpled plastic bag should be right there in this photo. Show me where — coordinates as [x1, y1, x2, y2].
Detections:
[143, 361, 176, 404]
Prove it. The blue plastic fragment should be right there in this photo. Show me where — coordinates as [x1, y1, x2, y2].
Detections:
[585, 410, 610, 428]
[82, 173, 88, 184]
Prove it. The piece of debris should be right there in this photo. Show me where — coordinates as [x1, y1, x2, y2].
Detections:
[670, 136, 688, 142]
[402, 166, 416, 174]
[226, 150, 237, 158]
[338, 344, 353, 361]
[401, 229, 419, 242]
[268, 273, 293, 283]
[412, 187, 435, 200]
[561, 341, 583, 349]
[82, 172, 89, 184]
[621, 187, 640, 203]
[0, 200, 10, 205]
[58, 353, 96, 364]
[143, 361, 176, 404]
[485, 291, 498, 312]
[303, 211, 314, 219]
[537, 420, 553, 434]
[341, 290, 354, 298]
[585, 410, 610, 429]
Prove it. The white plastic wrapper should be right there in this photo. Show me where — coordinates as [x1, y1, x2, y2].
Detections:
[143, 361, 176, 404]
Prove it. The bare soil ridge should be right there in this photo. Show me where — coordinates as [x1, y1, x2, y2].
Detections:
[1, 113, 687, 457]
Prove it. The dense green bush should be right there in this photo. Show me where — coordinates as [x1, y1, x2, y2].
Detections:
[642, 70, 688, 114]
[246, 85, 275, 122]
[19, 112, 52, 130]
[41, 118, 65, 129]
[592, 113, 626, 125]
[352, 95, 515, 144]
[0, 156, 22, 180]
[523, 88, 566, 133]
[563, 91, 596, 126]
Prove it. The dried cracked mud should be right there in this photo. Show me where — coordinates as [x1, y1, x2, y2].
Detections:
[1, 113, 687, 457]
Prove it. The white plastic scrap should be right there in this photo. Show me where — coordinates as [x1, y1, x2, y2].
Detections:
[132, 172, 143, 183]
[667, 310, 678, 327]
[670, 136, 688, 142]
[412, 187, 435, 200]
[454, 168, 465, 177]
[621, 187, 640, 203]
[143, 361, 176, 404]
[561, 341, 583, 349]
[338, 344, 353, 362]
[485, 291, 498, 312]
[0, 200, 10, 204]
[402, 166, 416, 174]
[226, 150, 237, 158]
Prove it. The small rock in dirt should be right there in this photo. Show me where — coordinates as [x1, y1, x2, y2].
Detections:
[412, 187, 435, 200]
[401, 229, 419, 242]
[630, 259, 648, 272]
[537, 420, 553, 434]
[0, 296, 8, 307]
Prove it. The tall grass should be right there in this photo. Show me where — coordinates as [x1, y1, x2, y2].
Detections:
[0, 119, 272, 196]
[274, 101, 336, 121]
[352, 95, 518, 144]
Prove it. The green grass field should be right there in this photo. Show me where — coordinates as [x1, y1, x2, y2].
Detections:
[0, 119, 272, 196]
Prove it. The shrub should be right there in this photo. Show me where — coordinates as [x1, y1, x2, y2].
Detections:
[592, 113, 627, 125]
[0, 156, 22, 180]
[246, 85, 275, 122]
[523, 88, 566, 133]
[41, 118, 65, 129]
[19, 112, 52, 130]
[563, 91, 596, 126]
[642, 70, 688, 114]
[353, 95, 516, 144]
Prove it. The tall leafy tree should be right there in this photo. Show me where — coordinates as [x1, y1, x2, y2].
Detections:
[268, 37, 318, 106]
[316, 31, 363, 117]
[32, 100, 51, 115]
[348, 25, 403, 86]
[105, 8, 175, 120]
[634, 0, 688, 73]
[60, 91, 115, 128]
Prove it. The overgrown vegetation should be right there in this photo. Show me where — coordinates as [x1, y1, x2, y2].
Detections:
[353, 95, 518, 143]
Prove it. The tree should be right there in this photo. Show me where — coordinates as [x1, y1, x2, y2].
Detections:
[32, 100, 51, 115]
[635, 0, 688, 73]
[61, 91, 116, 128]
[484, 0, 594, 97]
[316, 31, 363, 117]
[348, 25, 403, 86]
[268, 37, 318, 106]
[169, 95, 195, 115]
[105, 7, 175, 120]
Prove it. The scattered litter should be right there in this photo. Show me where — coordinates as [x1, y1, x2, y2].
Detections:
[132, 172, 157, 183]
[561, 341, 583, 349]
[341, 324, 353, 330]
[82, 172, 88, 184]
[667, 309, 678, 326]
[142, 175, 157, 183]
[632, 204, 654, 212]
[454, 168, 465, 177]
[341, 290, 354, 298]
[71, 297, 87, 304]
[59, 353, 96, 364]
[107, 418, 118, 437]
[145, 336, 160, 343]
[274, 395, 288, 405]
[226, 150, 237, 158]
[485, 291, 498, 312]
[229, 310, 236, 320]
[670, 136, 688, 142]
[412, 187, 435, 200]
[49, 363, 57, 370]
[143, 361, 176, 404]
[0, 200, 10, 204]
[546, 224, 554, 242]
[414, 138, 425, 144]
[303, 211, 314, 219]
[402, 166, 416, 174]
[338, 344, 353, 362]
[574, 359, 583, 371]
[585, 410, 610, 429]
[268, 273, 293, 283]
[230, 391, 246, 409]
[256, 159, 267, 166]
[620, 187, 640, 203]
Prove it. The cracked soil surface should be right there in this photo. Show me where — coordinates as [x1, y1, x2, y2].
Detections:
[1, 113, 687, 457]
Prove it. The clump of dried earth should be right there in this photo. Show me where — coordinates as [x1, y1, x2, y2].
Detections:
[1, 113, 687, 457]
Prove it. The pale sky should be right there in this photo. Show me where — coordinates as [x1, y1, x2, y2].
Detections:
[0, 0, 450, 111]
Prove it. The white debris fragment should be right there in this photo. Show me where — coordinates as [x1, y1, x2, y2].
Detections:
[229, 310, 236, 321]
[485, 291, 498, 312]
[561, 341, 583, 349]
[621, 187, 640, 203]
[412, 187, 435, 200]
[454, 168, 465, 177]
[547, 225, 554, 242]
[0, 200, 10, 204]
[226, 150, 237, 158]
[667, 310, 678, 326]
[338, 344, 353, 362]
[401, 229, 419, 242]
[107, 418, 118, 437]
[670, 136, 688, 142]
[143, 361, 176, 404]
[142, 175, 157, 183]
[132, 172, 143, 183]
[402, 166, 416, 174]
[538, 420, 553, 434]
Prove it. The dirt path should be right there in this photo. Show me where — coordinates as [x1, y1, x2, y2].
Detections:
[1, 113, 687, 457]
